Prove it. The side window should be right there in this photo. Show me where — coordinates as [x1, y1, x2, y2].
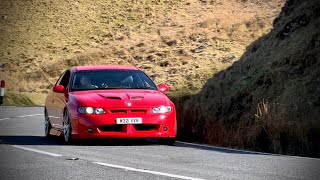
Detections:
[56, 70, 71, 88]
[55, 72, 65, 86]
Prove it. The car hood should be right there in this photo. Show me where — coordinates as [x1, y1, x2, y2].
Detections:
[70, 90, 170, 108]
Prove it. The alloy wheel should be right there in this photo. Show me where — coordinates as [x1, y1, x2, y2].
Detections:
[44, 109, 51, 137]
[63, 110, 72, 143]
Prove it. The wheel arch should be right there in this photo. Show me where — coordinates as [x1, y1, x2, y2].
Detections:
[63, 107, 68, 114]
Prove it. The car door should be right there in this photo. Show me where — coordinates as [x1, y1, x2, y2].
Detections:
[51, 70, 71, 129]
[46, 71, 65, 129]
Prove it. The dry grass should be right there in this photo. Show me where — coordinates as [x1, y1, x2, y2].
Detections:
[2, 91, 45, 106]
[250, 100, 306, 154]
[175, 0, 320, 157]
[0, 0, 284, 99]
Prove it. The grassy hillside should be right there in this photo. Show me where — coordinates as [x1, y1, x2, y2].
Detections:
[1, 91, 45, 106]
[0, 0, 317, 157]
[178, 0, 320, 157]
[0, 0, 284, 96]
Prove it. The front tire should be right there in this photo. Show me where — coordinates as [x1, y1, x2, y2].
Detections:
[63, 110, 72, 144]
[158, 138, 175, 146]
[44, 109, 52, 137]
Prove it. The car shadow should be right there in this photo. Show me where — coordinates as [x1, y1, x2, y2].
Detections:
[0, 135, 159, 146]
[0, 135, 65, 146]
[0, 135, 280, 156]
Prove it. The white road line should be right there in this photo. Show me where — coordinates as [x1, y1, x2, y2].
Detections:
[11, 145, 62, 157]
[176, 141, 271, 155]
[0, 117, 10, 121]
[176, 141, 320, 160]
[17, 114, 43, 118]
[49, 116, 60, 119]
[0, 114, 43, 121]
[93, 162, 204, 180]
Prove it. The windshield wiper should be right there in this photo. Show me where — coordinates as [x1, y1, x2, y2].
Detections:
[96, 87, 124, 90]
[80, 86, 156, 90]
[131, 86, 155, 90]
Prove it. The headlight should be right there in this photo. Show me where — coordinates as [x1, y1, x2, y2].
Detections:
[152, 106, 172, 114]
[78, 107, 105, 114]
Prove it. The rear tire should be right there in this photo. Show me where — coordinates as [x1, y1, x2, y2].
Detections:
[158, 138, 175, 146]
[63, 110, 73, 144]
[44, 109, 52, 138]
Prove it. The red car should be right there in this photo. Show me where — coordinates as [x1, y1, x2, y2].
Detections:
[44, 66, 176, 145]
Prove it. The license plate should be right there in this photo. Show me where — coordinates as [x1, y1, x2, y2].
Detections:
[116, 118, 142, 124]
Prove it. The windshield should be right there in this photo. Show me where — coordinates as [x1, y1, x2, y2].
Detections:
[71, 70, 158, 91]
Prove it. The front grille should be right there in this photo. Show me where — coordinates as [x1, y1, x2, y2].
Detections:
[99, 125, 123, 132]
[130, 110, 147, 114]
[134, 124, 158, 131]
[109, 109, 147, 114]
[110, 110, 127, 114]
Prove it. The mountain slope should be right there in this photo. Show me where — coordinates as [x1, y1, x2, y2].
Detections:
[179, 0, 320, 157]
[0, 0, 284, 94]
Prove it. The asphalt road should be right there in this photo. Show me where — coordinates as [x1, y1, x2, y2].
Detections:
[0, 107, 319, 180]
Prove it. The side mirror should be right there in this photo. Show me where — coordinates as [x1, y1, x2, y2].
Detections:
[52, 85, 65, 93]
[158, 84, 169, 93]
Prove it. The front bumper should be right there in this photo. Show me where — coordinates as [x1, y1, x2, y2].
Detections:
[70, 111, 176, 139]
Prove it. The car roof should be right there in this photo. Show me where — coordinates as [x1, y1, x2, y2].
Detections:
[73, 65, 139, 72]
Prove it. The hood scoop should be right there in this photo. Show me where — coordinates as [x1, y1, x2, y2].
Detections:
[98, 94, 122, 100]
[105, 96, 122, 100]
[130, 96, 144, 100]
